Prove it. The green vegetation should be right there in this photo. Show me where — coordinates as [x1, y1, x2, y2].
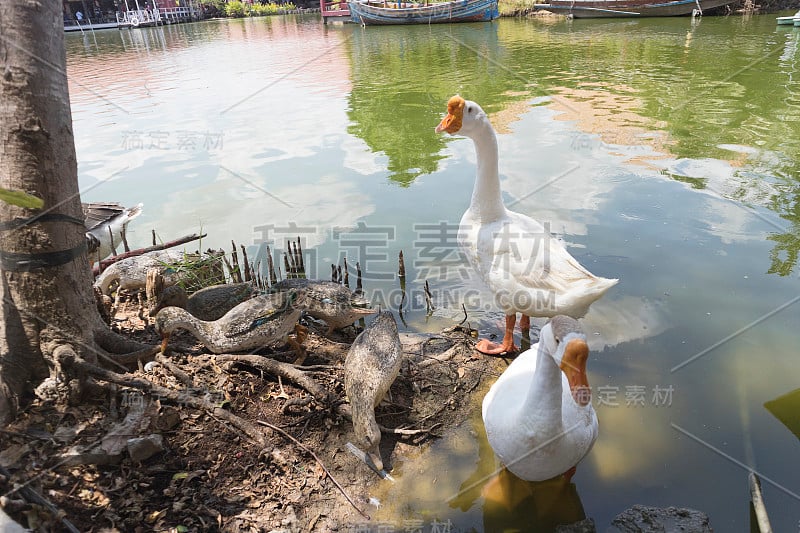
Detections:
[250, 2, 298, 14]
[0, 188, 44, 209]
[223, 1, 298, 17]
[497, 0, 538, 16]
[225, 1, 246, 16]
[345, 24, 529, 186]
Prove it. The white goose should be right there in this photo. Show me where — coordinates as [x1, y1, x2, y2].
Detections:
[436, 96, 617, 354]
[482, 315, 598, 482]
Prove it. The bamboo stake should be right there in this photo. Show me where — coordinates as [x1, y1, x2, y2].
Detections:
[121, 224, 130, 253]
[266, 245, 277, 286]
[296, 237, 305, 276]
[241, 245, 251, 282]
[291, 240, 301, 276]
[285, 240, 295, 277]
[230, 241, 242, 283]
[108, 226, 118, 256]
[221, 254, 235, 282]
[424, 280, 435, 312]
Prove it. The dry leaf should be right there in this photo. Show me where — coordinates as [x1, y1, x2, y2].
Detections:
[0, 443, 30, 468]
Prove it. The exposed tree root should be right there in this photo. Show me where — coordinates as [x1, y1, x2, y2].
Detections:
[56, 345, 269, 446]
[93, 325, 155, 355]
[211, 354, 333, 403]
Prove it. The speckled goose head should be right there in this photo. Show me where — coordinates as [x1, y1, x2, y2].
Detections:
[154, 306, 193, 353]
[149, 284, 189, 317]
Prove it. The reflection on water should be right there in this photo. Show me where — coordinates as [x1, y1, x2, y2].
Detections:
[66, 15, 800, 531]
[345, 23, 530, 186]
[479, 471, 586, 532]
[765, 388, 800, 440]
[450, 413, 588, 532]
[372, 405, 589, 532]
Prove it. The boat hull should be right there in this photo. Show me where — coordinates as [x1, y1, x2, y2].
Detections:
[534, 0, 732, 17]
[348, 0, 498, 24]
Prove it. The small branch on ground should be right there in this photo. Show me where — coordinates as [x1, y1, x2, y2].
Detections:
[256, 419, 370, 521]
[92, 233, 207, 275]
[155, 354, 195, 387]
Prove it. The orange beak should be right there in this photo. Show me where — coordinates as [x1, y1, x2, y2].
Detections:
[559, 338, 591, 406]
[435, 95, 465, 134]
[160, 334, 170, 355]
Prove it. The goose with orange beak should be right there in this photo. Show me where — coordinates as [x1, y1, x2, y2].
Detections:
[481, 315, 597, 482]
[436, 95, 617, 355]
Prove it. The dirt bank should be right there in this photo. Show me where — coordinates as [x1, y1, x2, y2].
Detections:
[0, 300, 502, 531]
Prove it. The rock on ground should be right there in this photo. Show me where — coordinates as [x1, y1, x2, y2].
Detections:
[612, 505, 713, 532]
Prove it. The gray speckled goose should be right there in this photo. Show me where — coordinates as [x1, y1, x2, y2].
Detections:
[95, 249, 185, 296]
[154, 289, 305, 354]
[149, 282, 258, 321]
[344, 311, 403, 471]
[271, 279, 376, 333]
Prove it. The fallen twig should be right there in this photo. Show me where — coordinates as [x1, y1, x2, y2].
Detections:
[256, 419, 370, 521]
[155, 354, 195, 387]
[93, 233, 207, 275]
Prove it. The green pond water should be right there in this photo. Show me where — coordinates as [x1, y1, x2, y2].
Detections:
[66, 13, 800, 531]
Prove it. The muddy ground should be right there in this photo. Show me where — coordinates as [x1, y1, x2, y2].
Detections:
[0, 300, 505, 532]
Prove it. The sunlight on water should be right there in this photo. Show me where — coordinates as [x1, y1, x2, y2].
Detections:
[66, 14, 800, 531]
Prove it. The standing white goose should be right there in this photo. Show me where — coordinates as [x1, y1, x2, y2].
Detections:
[482, 315, 598, 482]
[435, 95, 617, 354]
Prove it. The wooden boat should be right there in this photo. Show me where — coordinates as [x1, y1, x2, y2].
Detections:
[776, 10, 800, 25]
[348, 0, 499, 25]
[533, 0, 732, 18]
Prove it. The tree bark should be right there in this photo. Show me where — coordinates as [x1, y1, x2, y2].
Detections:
[0, 0, 101, 424]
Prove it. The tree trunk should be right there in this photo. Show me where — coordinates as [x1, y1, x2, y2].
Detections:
[0, 0, 101, 424]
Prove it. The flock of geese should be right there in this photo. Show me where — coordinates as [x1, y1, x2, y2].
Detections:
[437, 95, 614, 482]
[89, 95, 617, 486]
